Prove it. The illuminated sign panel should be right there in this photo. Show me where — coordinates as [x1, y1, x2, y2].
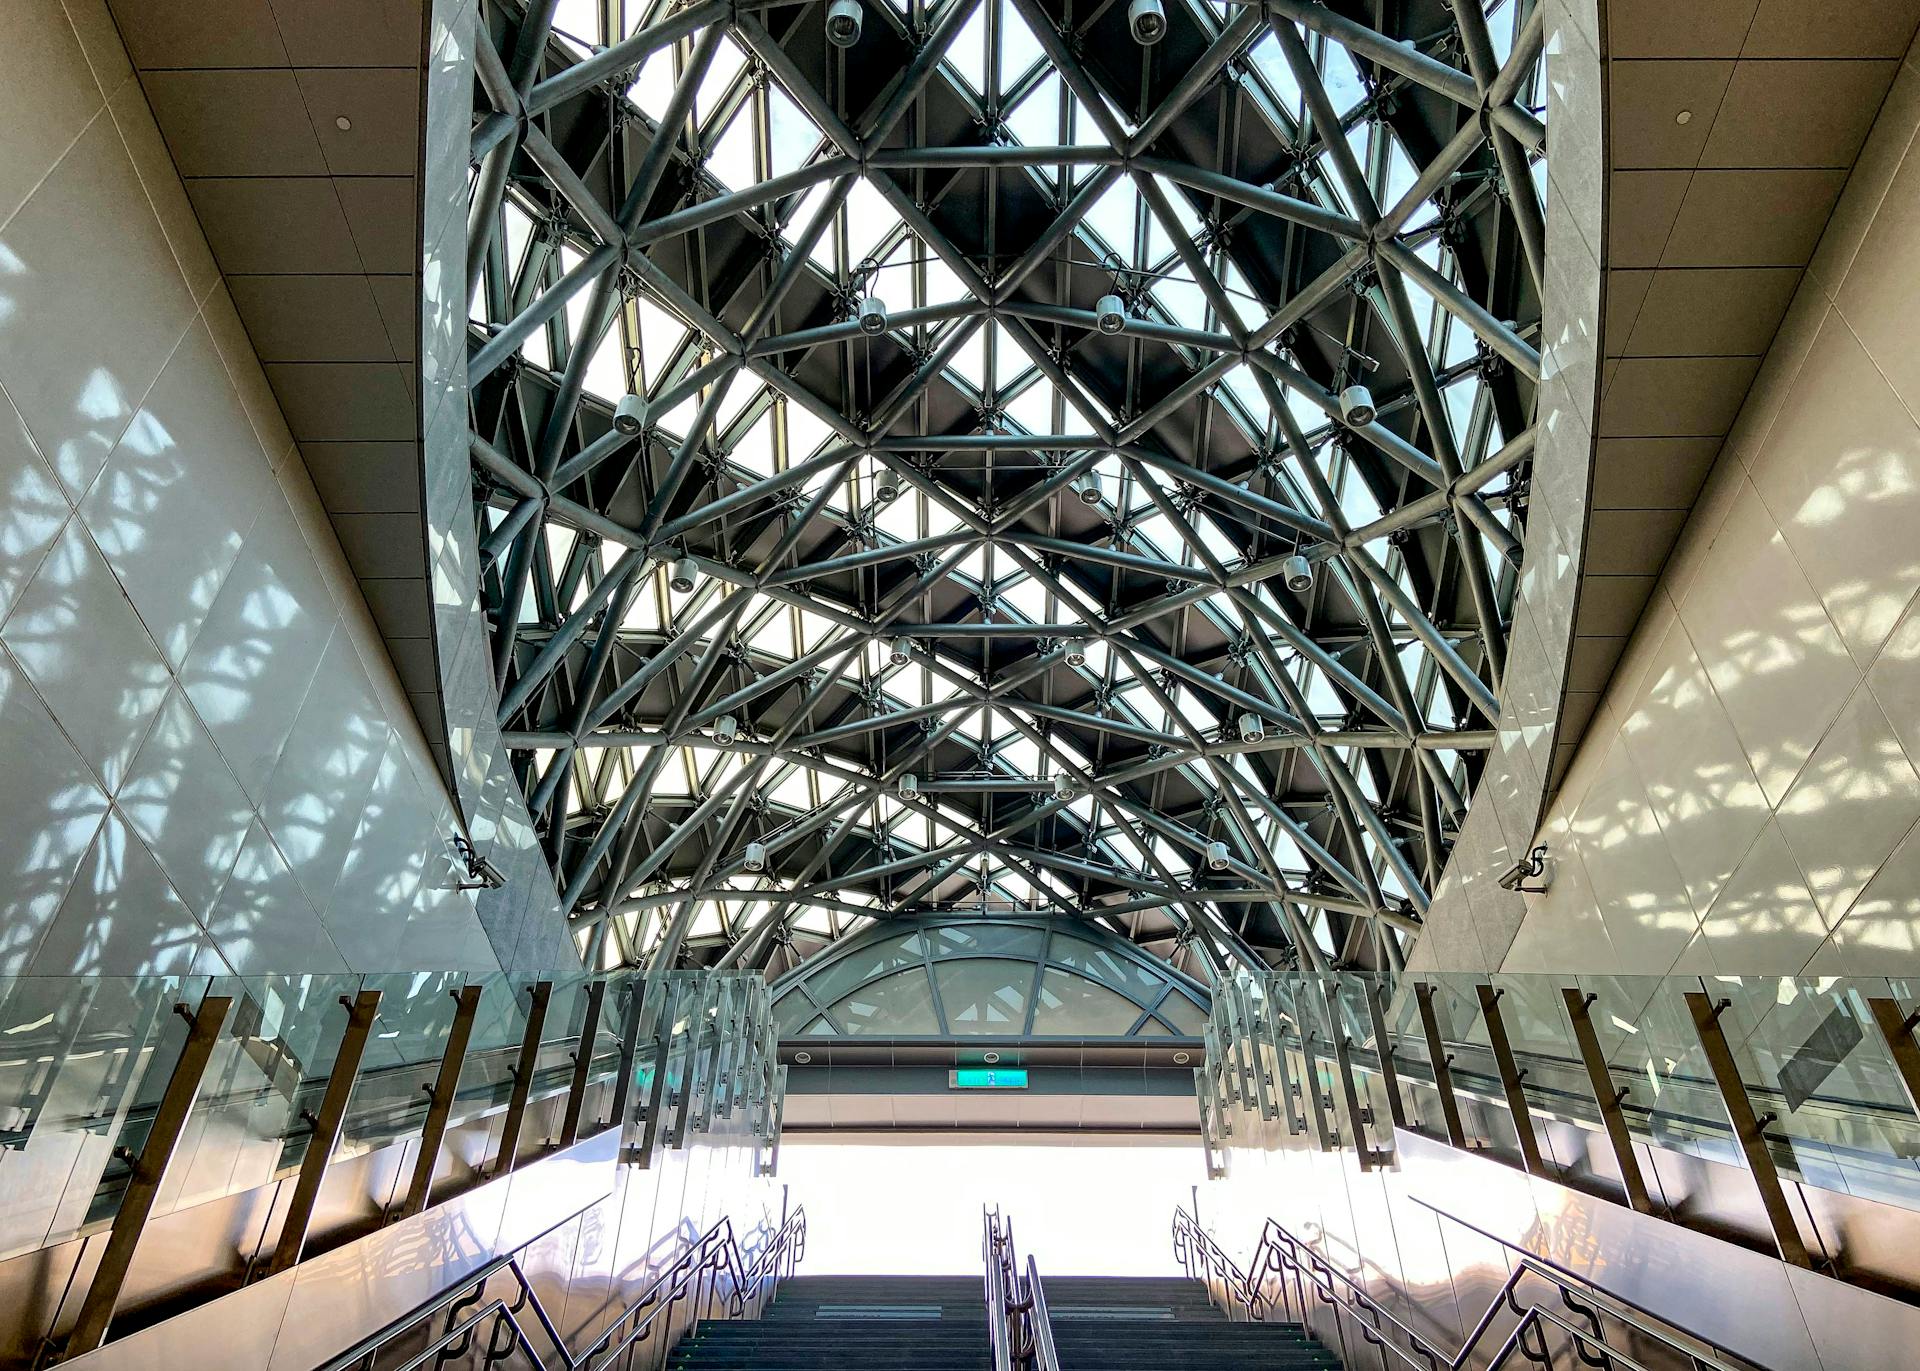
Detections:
[948, 1068, 1029, 1090]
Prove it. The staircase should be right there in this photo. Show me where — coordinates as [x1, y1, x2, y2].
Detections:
[1045, 1277, 1338, 1369]
[670, 1276, 991, 1369]
[669, 1274, 1336, 1370]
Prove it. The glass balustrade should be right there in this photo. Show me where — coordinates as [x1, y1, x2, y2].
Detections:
[0, 967, 784, 1267]
[1201, 968, 1920, 1213]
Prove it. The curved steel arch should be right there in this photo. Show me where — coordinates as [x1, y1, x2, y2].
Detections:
[459, 0, 1547, 978]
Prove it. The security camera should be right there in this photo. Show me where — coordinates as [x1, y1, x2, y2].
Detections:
[613, 392, 645, 436]
[1070, 471, 1103, 505]
[1338, 383, 1376, 428]
[1205, 840, 1230, 871]
[1497, 845, 1551, 894]
[1062, 638, 1088, 667]
[857, 294, 887, 336]
[826, 0, 863, 47]
[669, 555, 697, 594]
[714, 714, 739, 745]
[1095, 293, 1127, 334]
[743, 840, 767, 872]
[1282, 552, 1314, 593]
[875, 468, 901, 502]
[1128, 0, 1166, 45]
[1238, 712, 1265, 743]
[452, 836, 507, 891]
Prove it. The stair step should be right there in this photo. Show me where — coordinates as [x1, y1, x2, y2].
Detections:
[671, 1275, 1336, 1371]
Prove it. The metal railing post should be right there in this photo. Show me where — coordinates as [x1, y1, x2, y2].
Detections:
[606, 977, 646, 1133]
[1321, 981, 1380, 1170]
[559, 978, 608, 1146]
[494, 980, 553, 1175]
[1685, 991, 1813, 1268]
[1363, 981, 1407, 1129]
[403, 982, 483, 1217]
[1866, 996, 1920, 1122]
[1561, 987, 1655, 1214]
[1413, 981, 1468, 1147]
[1476, 984, 1546, 1176]
[268, 988, 383, 1274]
[63, 993, 233, 1358]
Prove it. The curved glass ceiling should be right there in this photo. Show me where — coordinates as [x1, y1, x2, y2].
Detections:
[462, 0, 1547, 979]
[770, 915, 1210, 1037]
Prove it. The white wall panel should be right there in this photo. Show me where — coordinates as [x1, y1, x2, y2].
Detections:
[1504, 37, 1920, 977]
[0, 0, 499, 977]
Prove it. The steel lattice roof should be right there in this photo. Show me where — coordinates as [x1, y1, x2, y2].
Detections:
[462, 0, 1547, 980]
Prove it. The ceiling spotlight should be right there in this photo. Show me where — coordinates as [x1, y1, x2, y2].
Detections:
[1282, 553, 1314, 594]
[1070, 471, 1103, 506]
[1052, 775, 1073, 798]
[898, 773, 919, 796]
[743, 840, 767, 872]
[1095, 293, 1127, 334]
[1338, 383, 1376, 428]
[886, 637, 911, 666]
[1128, 0, 1166, 45]
[613, 392, 645, 435]
[669, 555, 697, 594]
[334, 115, 353, 132]
[1172, 1050, 1191, 1065]
[794, 1049, 812, 1064]
[826, 0, 863, 47]
[1238, 712, 1265, 744]
[857, 294, 888, 335]
[714, 714, 739, 745]
[875, 468, 901, 502]
[1062, 638, 1088, 668]
[1205, 840, 1230, 871]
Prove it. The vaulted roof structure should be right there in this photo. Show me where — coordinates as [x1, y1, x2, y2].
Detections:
[463, 0, 1547, 979]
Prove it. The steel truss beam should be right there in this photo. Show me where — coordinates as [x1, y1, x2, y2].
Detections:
[460, 0, 1546, 976]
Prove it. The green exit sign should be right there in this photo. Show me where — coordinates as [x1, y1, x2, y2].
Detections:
[949, 1067, 1028, 1090]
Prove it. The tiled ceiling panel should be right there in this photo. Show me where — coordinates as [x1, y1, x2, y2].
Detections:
[108, 0, 446, 761]
[1550, 0, 1920, 789]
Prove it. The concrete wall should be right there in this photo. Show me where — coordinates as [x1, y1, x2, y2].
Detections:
[1493, 40, 1920, 978]
[0, 1, 500, 976]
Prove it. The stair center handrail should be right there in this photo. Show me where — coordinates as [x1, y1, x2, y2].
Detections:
[321, 1204, 806, 1371]
[1172, 1206, 1743, 1371]
[983, 1207, 1061, 1371]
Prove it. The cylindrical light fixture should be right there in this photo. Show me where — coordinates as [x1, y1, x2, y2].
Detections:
[1095, 293, 1126, 334]
[1338, 383, 1376, 427]
[1238, 712, 1265, 743]
[714, 714, 739, 744]
[669, 555, 697, 594]
[1062, 638, 1088, 667]
[1206, 839, 1230, 871]
[1128, 0, 1166, 44]
[743, 840, 767, 872]
[1070, 471, 1102, 505]
[857, 295, 888, 335]
[613, 392, 645, 435]
[826, 0, 863, 47]
[1282, 553, 1313, 593]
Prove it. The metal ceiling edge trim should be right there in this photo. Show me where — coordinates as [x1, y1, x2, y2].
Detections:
[1406, 0, 1605, 978]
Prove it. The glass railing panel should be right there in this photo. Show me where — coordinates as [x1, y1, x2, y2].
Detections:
[0, 974, 208, 1259]
[1702, 974, 1920, 1206]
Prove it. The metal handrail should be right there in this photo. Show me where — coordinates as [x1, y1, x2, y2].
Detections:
[321, 1204, 806, 1371]
[983, 1207, 1061, 1371]
[1172, 1206, 1742, 1371]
